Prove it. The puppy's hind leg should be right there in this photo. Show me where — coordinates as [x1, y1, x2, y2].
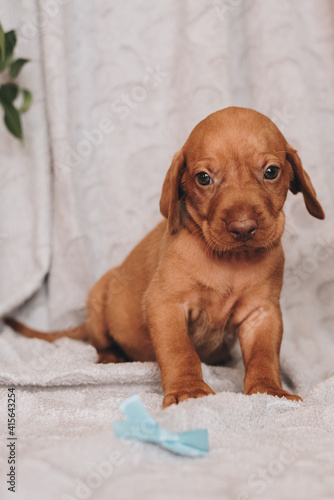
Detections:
[86, 308, 128, 363]
[86, 277, 129, 364]
[97, 347, 129, 364]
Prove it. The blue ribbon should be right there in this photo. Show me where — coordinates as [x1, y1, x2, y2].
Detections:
[113, 394, 209, 457]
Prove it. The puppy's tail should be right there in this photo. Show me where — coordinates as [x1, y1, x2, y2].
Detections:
[3, 317, 88, 342]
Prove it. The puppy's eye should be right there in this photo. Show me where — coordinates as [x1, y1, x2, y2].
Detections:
[196, 172, 212, 186]
[264, 166, 279, 180]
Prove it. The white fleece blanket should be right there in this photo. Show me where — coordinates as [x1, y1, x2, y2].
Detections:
[1, 327, 334, 500]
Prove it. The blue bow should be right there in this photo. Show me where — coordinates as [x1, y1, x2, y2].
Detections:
[113, 395, 209, 457]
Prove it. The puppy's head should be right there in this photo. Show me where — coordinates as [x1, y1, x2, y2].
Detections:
[160, 107, 324, 253]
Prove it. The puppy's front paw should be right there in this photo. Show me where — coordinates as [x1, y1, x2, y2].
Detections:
[246, 386, 302, 402]
[163, 382, 215, 408]
[268, 389, 302, 402]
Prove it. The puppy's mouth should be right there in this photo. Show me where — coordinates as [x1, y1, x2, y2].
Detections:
[202, 222, 281, 255]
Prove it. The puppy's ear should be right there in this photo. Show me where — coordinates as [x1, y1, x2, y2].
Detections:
[287, 143, 325, 220]
[160, 150, 185, 234]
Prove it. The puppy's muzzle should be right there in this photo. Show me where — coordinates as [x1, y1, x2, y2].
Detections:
[226, 219, 258, 242]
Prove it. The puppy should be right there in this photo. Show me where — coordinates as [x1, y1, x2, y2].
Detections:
[5, 107, 325, 407]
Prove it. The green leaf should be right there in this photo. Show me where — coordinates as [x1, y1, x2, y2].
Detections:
[19, 89, 32, 112]
[1, 100, 22, 140]
[5, 30, 16, 60]
[0, 30, 17, 71]
[10, 58, 30, 78]
[0, 23, 5, 64]
[0, 83, 18, 102]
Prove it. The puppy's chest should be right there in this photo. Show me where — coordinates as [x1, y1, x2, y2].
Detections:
[186, 290, 237, 363]
[187, 289, 235, 339]
[185, 265, 261, 359]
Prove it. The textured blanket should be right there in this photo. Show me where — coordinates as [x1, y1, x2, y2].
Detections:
[1, 327, 334, 500]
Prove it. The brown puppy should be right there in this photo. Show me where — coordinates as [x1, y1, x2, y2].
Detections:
[5, 107, 325, 407]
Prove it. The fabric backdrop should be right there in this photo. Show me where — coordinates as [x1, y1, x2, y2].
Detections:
[1, 0, 334, 339]
[0, 1, 334, 499]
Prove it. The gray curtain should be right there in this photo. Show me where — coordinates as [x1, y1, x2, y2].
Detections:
[1, 0, 334, 379]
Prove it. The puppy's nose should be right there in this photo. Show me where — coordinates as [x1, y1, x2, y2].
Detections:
[227, 219, 258, 242]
